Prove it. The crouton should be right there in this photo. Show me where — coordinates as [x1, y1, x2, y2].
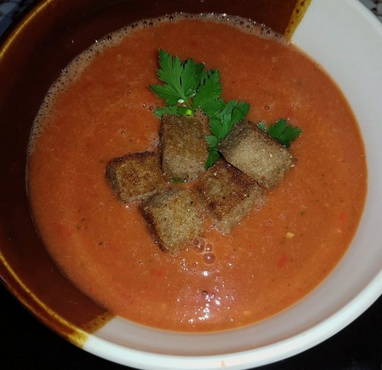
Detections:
[219, 120, 295, 189]
[198, 161, 263, 234]
[142, 189, 203, 253]
[160, 114, 208, 181]
[106, 152, 165, 202]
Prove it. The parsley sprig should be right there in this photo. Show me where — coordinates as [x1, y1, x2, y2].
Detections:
[149, 50, 301, 168]
[150, 50, 249, 168]
[257, 119, 301, 147]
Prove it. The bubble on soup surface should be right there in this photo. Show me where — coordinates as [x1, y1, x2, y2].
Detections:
[203, 253, 215, 264]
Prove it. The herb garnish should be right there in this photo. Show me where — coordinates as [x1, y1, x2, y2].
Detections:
[150, 50, 249, 168]
[257, 119, 301, 147]
[170, 177, 186, 183]
[150, 50, 301, 167]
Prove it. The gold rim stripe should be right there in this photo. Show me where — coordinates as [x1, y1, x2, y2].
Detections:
[284, 0, 313, 39]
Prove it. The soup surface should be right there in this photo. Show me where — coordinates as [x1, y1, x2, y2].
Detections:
[28, 15, 366, 332]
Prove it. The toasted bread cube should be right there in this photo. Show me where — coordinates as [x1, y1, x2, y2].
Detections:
[198, 161, 263, 234]
[106, 152, 165, 203]
[160, 114, 208, 181]
[142, 189, 203, 253]
[219, 120, 295, 189]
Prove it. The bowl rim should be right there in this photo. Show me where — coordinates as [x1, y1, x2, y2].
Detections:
[0, 0, 89, 348]
[82, 269, 382, 369]
[1, 0, 382, 369]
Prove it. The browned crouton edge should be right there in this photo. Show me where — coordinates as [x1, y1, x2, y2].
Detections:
[220, 120, 295, 189]
[141, 189, 203, 253]
[198, 160, 263, 233]
[160, 114, 209, 181]
[106, 151, 164, 203]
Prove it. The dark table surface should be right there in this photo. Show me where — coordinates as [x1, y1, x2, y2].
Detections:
[1, 1, 382, 369]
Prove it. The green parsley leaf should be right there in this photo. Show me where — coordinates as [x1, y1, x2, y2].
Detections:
[154, 106, 180, 117]
[208, 100, 249, 141]
[170, 177, 186, 183]
[231, 101, 250, 126]
[150, 49, 204, 106]
[257, 119, 302, 147]
[156, 50, 184, 98]
[198, 98, 225, 118]
[154, 106, 193, 117]
[181, 59, 205, 98]
[257, 121, 267, 132]
[208, 116, 222, 139]
[192, 70, 223, 116]
[205, 148, 221, 169]
[150, 84, 182, 106]
[205, 135, 219, 148]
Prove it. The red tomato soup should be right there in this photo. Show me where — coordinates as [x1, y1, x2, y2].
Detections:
[28, 15, 366, 332]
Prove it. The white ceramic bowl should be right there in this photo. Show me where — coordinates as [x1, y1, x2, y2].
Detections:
[1, 0, 381, 369]
[77, 1, 382, 368]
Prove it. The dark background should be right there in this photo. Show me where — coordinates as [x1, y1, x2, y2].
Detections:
[1, 1, 382, 369]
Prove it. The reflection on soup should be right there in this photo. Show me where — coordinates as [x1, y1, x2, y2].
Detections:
[28, 15, 366, 332]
